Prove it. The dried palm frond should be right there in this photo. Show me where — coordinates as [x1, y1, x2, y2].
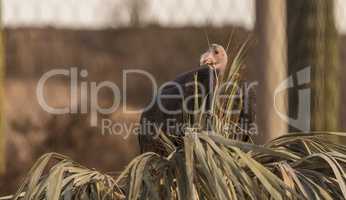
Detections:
[3, 131, 346, 200]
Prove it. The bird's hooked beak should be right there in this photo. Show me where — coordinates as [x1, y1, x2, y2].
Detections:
[201, 51, 217, 67]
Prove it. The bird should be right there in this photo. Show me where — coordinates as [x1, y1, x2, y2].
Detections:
[138, 44, 254, 155]
[199, 43, 228, 73]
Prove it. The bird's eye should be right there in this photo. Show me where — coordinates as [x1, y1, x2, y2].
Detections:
[214, 50, 219, 55]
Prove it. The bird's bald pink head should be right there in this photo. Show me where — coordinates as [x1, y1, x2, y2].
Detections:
[200, 44, 228, 73]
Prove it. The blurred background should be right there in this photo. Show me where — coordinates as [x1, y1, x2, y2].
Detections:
[0, 0, 346, 194]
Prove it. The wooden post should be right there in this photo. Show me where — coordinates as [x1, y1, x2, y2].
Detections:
[287, 0, 340, 133]
[0, 0, 5, 175]
[255, 0, 288, 143]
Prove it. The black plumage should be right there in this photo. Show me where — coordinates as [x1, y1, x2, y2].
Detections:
[138, 65, 255, 155]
